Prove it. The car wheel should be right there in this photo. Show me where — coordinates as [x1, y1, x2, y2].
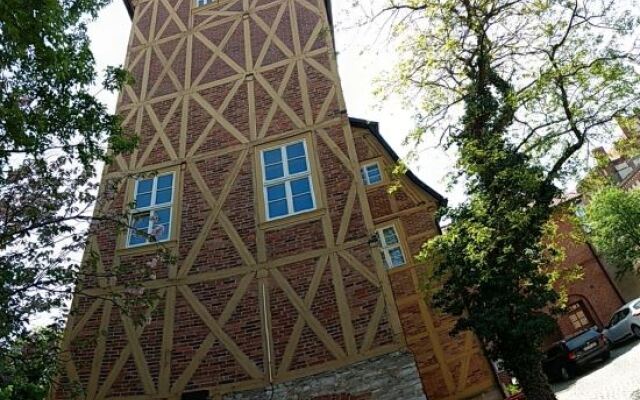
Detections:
[632, 325, 640, 339]
[560, 366, 572, 381]
[602, 350, 611, 361]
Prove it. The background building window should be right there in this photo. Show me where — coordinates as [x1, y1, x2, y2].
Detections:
[261, 141, 315, 220]
[566, 302, 593, 331]
[128, 173, 174, 247]
[195, 0, 215, 6]
[377, 225, 406, 268]
[361, 162, 382, 186]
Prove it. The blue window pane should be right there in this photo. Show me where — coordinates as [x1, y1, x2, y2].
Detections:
[383, 228, 399, 245]
[288, 157, 307, 174]
[135, 192, 152, 208]
[154, 208, 171, 224]
[157, 174, 173, 190]
[290, 178, 310, 195]
[368, 172, 382, 184]
[265, 163, 284, 180]
[267, 184, 286, 201]
[268, 199, 288, 218]
[155, 188, 172, 205]
[263, 149, 282, 165]
[129, 213, 150, 246]
[129, 233, 146, 246]
[286, 142, 305, 159]
[367, 165, 382, 184]
[136, 179, 153, 195]
[389, 248, 406, 266]
[292, 193, 313, 212]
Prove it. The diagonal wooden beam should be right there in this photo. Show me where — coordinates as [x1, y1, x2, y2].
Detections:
[86, 300, 114, 399]
[68, 298, 104, 343]
[179, 151, 254, 277]
[178, 284, 263, 380]
[193, 30, 245, 76]
[360, 294, 385, 352]
[253, 1, 289, 69]
[337, 251, 380, 288]
[330, 254, 357, 356]
[254, 71, 305, 132]
[121, 312, 157, 395]
[192, 92, 249, 145]
[193, 19, 242, 87]
[457, 332, 475, 392]
[158, 286, 176, 395]
[187, 78, 244, 156]
[147, 36, 187, 98]
[170, 274, 256, 394]
[316, 128, 354, 173]
[277, 255, 327, 375]
[270, 268, 346, 361]
[95, 290, 166, 400]
[336, 184, 357, 246]
[257, 61, 296, 138]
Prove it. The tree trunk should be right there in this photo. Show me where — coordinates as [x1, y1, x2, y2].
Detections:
[514, 361, 558, 400]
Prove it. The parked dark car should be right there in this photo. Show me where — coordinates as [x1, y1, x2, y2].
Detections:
[542, 327, 610, 382]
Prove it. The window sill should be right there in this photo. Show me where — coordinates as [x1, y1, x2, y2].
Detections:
[115, 239, 178, 257]
[364, 181, 388, 192]
[386, 263, 414, 274]
[259, 208, 326, 231]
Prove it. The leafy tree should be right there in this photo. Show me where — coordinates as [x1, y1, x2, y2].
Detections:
[0, 324, 62, 400]
[361, 1, 640, 398]
[0, 0, 138, 394]
[584, 187, 640, 277]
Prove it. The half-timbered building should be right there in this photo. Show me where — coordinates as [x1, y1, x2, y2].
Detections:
[54, 1, 502, 399]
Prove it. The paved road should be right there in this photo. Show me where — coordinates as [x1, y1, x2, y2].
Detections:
[553, 339, 640, 400]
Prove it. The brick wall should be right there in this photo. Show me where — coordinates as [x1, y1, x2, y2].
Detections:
[552, 212, 624, 337]
[55, 0, 424, 398]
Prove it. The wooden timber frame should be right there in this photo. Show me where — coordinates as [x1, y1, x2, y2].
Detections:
[351, 119, 501, 400]
[52, 1, 415, 399]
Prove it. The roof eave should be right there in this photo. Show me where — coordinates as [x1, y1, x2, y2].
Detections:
[348, 117, 448, 207]
[123, 0, 134, 19]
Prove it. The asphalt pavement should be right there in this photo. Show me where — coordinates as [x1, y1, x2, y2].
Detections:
[552, 339, 640, 400]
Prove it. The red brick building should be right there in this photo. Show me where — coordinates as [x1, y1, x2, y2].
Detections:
[589, 123, 640, 300]
[54, 1, 501, 399]
[550, 207, 625, 339]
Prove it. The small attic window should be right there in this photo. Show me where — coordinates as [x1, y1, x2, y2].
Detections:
[195, 0, 215, 6]
[361, 162, 382, 186]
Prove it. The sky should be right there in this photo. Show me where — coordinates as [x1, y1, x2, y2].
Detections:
[87, 0, 461, 203]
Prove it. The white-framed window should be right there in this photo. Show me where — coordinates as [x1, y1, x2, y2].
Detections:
[361, 162, 382, 186]
[377, 225, 406, 268]
[261, 140, 316, 220]
[127, 173, 175, 247]
[195, 0, 215, 6]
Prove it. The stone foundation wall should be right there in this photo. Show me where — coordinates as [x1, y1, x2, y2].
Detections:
[223, 351, 426, 400]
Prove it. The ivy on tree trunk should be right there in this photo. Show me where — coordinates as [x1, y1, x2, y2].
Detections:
[359, 1, 640, 398]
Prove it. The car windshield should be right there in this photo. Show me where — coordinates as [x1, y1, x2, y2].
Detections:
[634, 301, 640, 310]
